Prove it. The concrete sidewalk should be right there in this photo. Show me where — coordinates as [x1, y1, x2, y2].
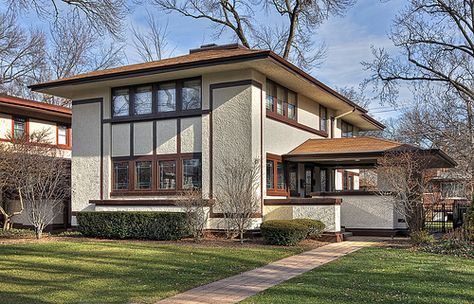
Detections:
[156, 240, 378, 304]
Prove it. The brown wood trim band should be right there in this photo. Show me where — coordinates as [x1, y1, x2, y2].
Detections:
[264, 198, 342, 205]
[310, 191, 377, 196]
[72, 98, 104, 106]
[90, 199, 215, 206]
[266, 111, 328, 137]
[209, 212, 262, 219]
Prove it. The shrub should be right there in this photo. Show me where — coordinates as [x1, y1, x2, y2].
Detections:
[260, 220, 308, 246]
[463, 198, 474, 240]
[0, 228, 36, 239]
[410, 229, 435, 245]
[419, 229, 474, 258]
[292, 219, 325, 239]
[76, 211, 189, 240]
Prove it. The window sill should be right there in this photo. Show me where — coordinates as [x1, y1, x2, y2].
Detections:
[266, 189, 289, 197]
[266, 111, 328, 137]
[110, 190, 179, 196]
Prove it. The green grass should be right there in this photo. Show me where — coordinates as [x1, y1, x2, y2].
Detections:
[0, 240, 303, 304]
[243, 247, 474, 304]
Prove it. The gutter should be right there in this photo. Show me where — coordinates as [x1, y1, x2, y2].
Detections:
[331, 107, 356, 138]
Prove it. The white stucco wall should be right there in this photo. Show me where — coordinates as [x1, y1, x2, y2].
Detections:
[0, 113, 11, 139]
[134, 121, 153, 155]
[263, 204, 341, 232]
[181, 116, 202, 153]
[156, 119, 177, 154]
[340, 195, 403, 230]
[111, 123, 130, 157]
[71, 102, 101, 223]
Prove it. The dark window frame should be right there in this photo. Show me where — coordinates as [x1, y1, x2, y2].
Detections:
[266, 79, 297, 121]
[111, 76, 202, 119]
[266, 153, 288, 196]
[341, 120, 355, 138]
[111, 153, 202, 196]
[319, 105, 328, 132]
[12, 116, 28, 140]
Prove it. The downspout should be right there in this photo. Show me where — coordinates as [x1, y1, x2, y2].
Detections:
[332, 107, 356, 138]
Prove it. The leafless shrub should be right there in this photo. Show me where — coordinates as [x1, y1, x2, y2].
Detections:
[0, 130, 69, 238]
[216, 158, 260, 244]
[176, 189, 211, 241]
[376, 150, 441, 232]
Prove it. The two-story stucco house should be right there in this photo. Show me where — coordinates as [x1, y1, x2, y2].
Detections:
[29, 44, 455, 240]
[0, 94, 72, 229]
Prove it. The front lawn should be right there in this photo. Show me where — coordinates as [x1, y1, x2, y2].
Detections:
[243, 247, 474, 304]
[0, 239, 303, 304]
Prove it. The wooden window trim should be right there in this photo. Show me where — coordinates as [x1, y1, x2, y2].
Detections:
[266, 79, 297, 121]
[12, 116, 29, 141]
[110, 76, 202, 120]
[110, 153, 202, 196]
[266, 153, 289, 197]
[56, 124, 71, 149]
[319, 105, 328, 132]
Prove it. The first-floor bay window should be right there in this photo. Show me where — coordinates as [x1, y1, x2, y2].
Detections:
[158, 160, 176, 189]
[183, 158, 202, 189]
[112, 154, 201, 194]
[113, 162, 129, 190]
[266, 154, 287, 196]
[135, 161, 152, 190]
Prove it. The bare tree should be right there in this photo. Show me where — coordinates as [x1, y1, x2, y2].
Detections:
[0, 143, 24, 230]
[364, 0, 474, 146]
[132, 13, 175, 62]
[0, 13, 46, 96]
[176, 189, 211, 241]
[216, 158, 260, 244]
[0, 130, 69, 238]
[4, 0, 130, 37]
[377, 150, 441, 232]
[153, 0, 354, 69]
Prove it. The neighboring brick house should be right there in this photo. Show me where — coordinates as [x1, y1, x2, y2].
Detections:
[29, 43, 455, 239]
[0, 94, 72, 229]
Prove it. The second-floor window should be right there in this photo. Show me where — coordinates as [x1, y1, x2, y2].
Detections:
[57, 125, 68, 145]
[112, 78, 202, 118]
[341, 120, 354, 138]
[266, 79, 297, 120]
[13, 117, 26, 139]
[320, 106, 327, 132]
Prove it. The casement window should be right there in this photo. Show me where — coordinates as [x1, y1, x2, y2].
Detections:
[266, 154, 287, 196]
[183, 158, 202, 189]
[13, 117, 26, 139]
[112, 88, 130, 117]
[157, 83, 176, 112]
[182, 79, 201, 110]
[111, 77, 201, 118]
[158, 160, 176, 189]
[112, 154, 201, 195]
[57, 125, 68, 145]
[320, 169, 328, 192]
[341, 120, 354, 138]
[266, 79, 297, 120]
[135, 161, 152, 190]
[134, 86, 152, 115]
[113, 162, 129, 190]
[320, 105, 328, 132]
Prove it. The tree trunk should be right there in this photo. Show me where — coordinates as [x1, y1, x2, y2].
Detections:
[35, 227, 43, 239]
[240, 229, 244, 244]
[2, 216, 12, 230]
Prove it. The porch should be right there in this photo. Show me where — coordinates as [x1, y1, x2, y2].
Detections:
[264, 137, 457, 238]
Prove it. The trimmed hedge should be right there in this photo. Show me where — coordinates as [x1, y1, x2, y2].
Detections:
[76, 211, 189, 240]
[260, 220, 308, 246]
[292, 219, 325, 239]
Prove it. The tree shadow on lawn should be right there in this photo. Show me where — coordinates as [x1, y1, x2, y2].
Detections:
[245, 247, 474, 304]
[0, 241, 300, 304]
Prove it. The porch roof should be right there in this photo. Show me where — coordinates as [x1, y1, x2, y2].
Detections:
[283, 137, 456, 169]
